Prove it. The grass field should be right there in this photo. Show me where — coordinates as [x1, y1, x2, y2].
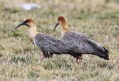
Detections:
[0, 0, 119, 81]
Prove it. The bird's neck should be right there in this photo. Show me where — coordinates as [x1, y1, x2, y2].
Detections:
[27, 25, 38, 42]
[61, 23, 69, 37]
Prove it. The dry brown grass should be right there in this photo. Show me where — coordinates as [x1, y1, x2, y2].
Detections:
[0, 0, 119, 81]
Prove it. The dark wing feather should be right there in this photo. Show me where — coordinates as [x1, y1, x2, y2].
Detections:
[34, 33, 68, 55]
[63, 31, 109, 60]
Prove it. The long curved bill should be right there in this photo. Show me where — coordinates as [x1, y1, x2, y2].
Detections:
[15, 22, 26, 30]
[53, 23, 59, 32]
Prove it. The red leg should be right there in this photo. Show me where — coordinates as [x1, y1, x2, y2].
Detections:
[40, 54, 47, 60]
[40, 56, 49, 61]
[40, 53, 50, 61]
[76, 56, 82, 63]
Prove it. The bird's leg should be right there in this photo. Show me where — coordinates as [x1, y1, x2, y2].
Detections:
[33, 43, 35, 50]
[32, 41, 35, 50]
[40, 55, 48, 61]
[30, 39, 35, 50]
[76, 56, 82, 63]
[40, 52, 49, 61]
[40, 52, 53, 61]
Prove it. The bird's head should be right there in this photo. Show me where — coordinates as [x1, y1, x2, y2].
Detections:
[54, 16, 67, 31]
[15, 19, 35, 30]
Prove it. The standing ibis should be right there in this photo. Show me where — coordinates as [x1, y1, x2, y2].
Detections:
[15, 19, 68, 58]
[54, 16, 109, 62]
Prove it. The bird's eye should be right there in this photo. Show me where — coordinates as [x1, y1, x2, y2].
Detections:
[25, 24, 30, 26]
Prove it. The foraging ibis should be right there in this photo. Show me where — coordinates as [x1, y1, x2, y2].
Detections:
[15, 19, 68, 58]
[54, 16, 109, 62]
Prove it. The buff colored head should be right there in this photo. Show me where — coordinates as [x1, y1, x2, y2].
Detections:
[58, 16, 66, 23]
[54, 16, 67, 32]
[15, 19, 35, 30]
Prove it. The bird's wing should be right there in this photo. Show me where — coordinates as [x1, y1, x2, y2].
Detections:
[34, 33, 68, 54]
[63, 31, 109, 60]
[63, 31, 108, 54]
[62, 32, 90, 53]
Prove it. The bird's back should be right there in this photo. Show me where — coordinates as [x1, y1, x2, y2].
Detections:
[62, 31, 90, 53]
[62, 31, 109, 60]
[34, 33, 68, 54]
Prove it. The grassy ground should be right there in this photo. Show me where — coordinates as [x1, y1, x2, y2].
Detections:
[0, 0, 119, 81]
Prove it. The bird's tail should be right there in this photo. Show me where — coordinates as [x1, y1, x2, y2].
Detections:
[86, 39, 109, 60]
[103, 47, 108, 53]
[94, 47, 109, 60]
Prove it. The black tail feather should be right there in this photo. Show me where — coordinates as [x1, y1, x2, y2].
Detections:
[94, 48, 109, 60]
[103, 47, 108, 53]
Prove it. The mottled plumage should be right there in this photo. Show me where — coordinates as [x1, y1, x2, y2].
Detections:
[62, 31, 109, 60]
[54, 16, 109, 62]
[34, 33, 68, 57]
